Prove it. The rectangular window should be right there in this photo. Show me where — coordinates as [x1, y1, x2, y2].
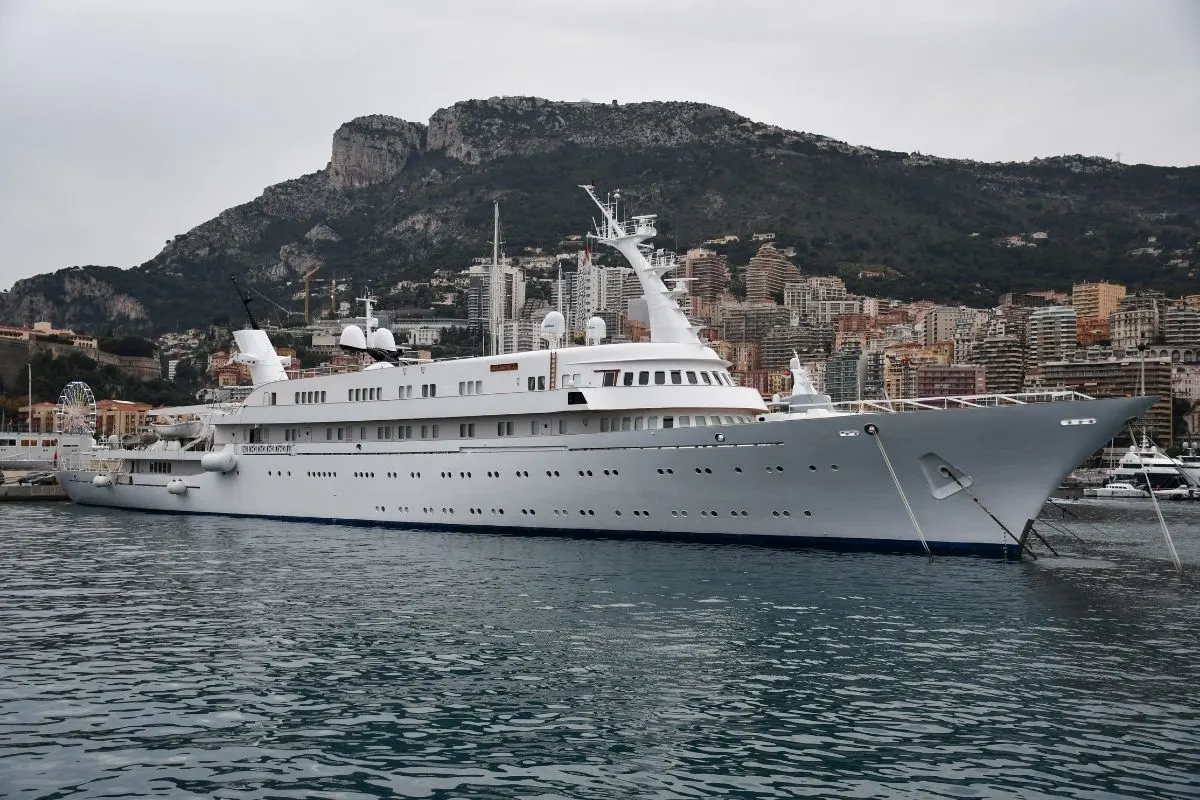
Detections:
[537, 376, 545, 391]
[474, 381, 482, 394]
[695, 416, 707, 427]
[468, 423, 475, 437]
[634, 417, 644, 430]
[348, 389, 354, 401]
[679, 416, 691, 427]
[647, 416, 658, 429]
[623, 372, 634, 386]
[429, 384, 436, 398]
[701, 372, 712, 385]
[670, 371, 682, 385]
[600, 418, 610, 432]
[621, 417, 632, 431]
[327, 427, 333, 440]
[460, 381, 467, 395]
[460, 423, 467, 437]
[377, 426, 384, 439]
[638, 371, 649, 385]
[654, 371, 665, 385]
[498, 421, 506, 436]
[432, 424, 439, 439]
[558, 419, 565, 434]
[337, 427, 344, 441]
[686, 371, 698, 385]
[528, 376, 536, 391]
[572, 373, 580, 385]
[711, 416, 722, 425]
[602, 371, 618, 387]
[724, 416, 734, 424]
[561, 374, 569, 387]
[295, 392, 300, 404]
[422, 384, 429, 398]
[663, 417, 674, 429]
[421, 424, 428, 438]
[404, 425, 413, 439]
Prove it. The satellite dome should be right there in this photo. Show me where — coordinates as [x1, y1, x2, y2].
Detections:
[339, 324, 366, 349]
[540, 311, 566, 341]
[371, 327, 397, 352]
[585, 316, 607, 345]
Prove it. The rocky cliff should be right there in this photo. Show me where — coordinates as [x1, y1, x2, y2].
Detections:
[3, 96, 1197, 334]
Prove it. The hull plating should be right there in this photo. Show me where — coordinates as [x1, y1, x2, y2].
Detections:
[59, 397, 1152, 555]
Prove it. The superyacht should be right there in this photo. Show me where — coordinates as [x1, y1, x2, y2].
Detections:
[56, 186, 1154, 556]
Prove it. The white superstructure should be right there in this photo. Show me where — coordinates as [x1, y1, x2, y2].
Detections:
[55, 187, 1156, 556]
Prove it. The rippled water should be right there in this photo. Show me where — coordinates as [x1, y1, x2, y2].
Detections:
[2, 502, 1199, 799]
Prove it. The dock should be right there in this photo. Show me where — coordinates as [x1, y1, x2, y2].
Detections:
[0, 471, 69, 502]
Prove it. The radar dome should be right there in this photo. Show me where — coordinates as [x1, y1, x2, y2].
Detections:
[339, 324, 366, 350]
[540, 311, 566, 341]
[371, 327, 397, 352]
[585, 316, 607, 345]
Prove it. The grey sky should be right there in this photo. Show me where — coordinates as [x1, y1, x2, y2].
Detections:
[1, 0, 1197, 290]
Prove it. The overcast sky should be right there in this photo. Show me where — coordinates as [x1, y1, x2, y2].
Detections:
[1, 0, 1197, 289]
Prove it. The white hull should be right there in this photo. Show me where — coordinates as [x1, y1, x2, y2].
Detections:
[58, 397, 1151, 556]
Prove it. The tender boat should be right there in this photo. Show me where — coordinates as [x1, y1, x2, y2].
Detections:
[1083, 482, 1150, 499]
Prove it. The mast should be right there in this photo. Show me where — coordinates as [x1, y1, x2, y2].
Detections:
[490, 200, 502, 356]
[579, 185, 699, 345]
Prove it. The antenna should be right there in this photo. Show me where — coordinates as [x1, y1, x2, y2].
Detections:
[229, 276, 259, 330]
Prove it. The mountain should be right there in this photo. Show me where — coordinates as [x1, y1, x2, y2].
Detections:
[3, 96, 1197, 335]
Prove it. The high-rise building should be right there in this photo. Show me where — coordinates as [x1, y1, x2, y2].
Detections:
[825, 347, 862, 402]
[1028, 306, 1077, 365]
[745, 244, 801, 302]
[466, 261, 525, 345]
[915, 365, 986, 397]
[1109, 292, 1166, 351]
[1164, 306, 1200, 345]
[1072, 281, 1126, 321]
[715, 301, 790, 345]
[971, 335, 1025, 394]
[759, 324, 826, 369]
[682, 248, 729, 306]
[1041, 356, 1173, 443]
[922, 306, 960, 346]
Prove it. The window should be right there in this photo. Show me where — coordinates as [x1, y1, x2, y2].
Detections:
[572, 374, 580, 385]
[710, 416, 721, 425]
[648, 416, 658, 429]
[422, 384, 429, 398]
[638, 371, 649, 385]
[663, 417, 674, 429]
[337, 427, 344, 441]
[634, 417, 644, 430]
[295, 392, 300, 404]
[654, 371, 665, 385]
[474, 381, 482, 394]
[348, 389, 354, 401]
[602, 371, 618, 387]
[686, 371, 698, 385]
[561, 374, 569, 387]
[558, 419, 566, 434]
[724, 416, 734, 425]
[421, 424, 428, 438]
[459, 381, 466, 395]
[670, 371, 682, 385]
[695, 417, 707, 427]
[402, 425, 413, 439]
[327, 427, 333, 440]
[432, 425, 439, 438]
[320, 391, 326, 402]
[701, 372, 712, 385]
[623, 372, 634, 386]
[537, 376, 545, 391]
[621, 417, 632, 431]
[360, 426, 367, 440]
[601, 418, 610, 432]
[459, 423, 475, 438]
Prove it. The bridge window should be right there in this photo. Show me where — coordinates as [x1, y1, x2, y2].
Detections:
[678, 416, 691, 427]
[663, 417, 675, 429]
[601, 371, 618, 386]
[700, 372, 712, 385]
[647, 416, 658, 429]
[623, 372, 634, 386]
[638, 371, 649, 385]
[686, 371, 698, 384]
[654, 371, 665, 385]
[670, 371, 682, 385]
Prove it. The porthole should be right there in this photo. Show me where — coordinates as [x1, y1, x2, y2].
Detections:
[603, 469, 610, 476]
[588, 510, 595, 516]
[734, 467, 742, 473]
[740, 511, 748, 517]
[772, 511, 780, 517]
[695, 467, 702, 474]
[808, 465, 817, 471]
[783, 510, 791, 517]
[776, 466, 784, 473]
[704, 468, 712, 474]
[804, 510, 812, 517]
[701, 511, 708, 517]
[615, 510, 622, 516]
[831, 465, 838, 471]
[671, 511, 678, 517]
[658, 469, 664, 475]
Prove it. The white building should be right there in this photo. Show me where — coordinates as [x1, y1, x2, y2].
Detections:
[1028, 305, 1077, 366]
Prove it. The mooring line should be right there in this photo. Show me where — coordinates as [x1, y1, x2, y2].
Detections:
[864, 424, 933, 561]
[945, 472, 1040, 559]
[1128, 425, 1184, 575]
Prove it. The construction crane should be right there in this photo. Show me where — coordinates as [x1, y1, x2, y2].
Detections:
[303, 265, 321, 324]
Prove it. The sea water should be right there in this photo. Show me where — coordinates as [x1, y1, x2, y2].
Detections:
[2, 502, 1198, 798]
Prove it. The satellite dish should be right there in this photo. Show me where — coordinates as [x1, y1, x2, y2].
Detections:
[540, 311, 566, 344]
[339, 324, 366, 349]
[585, 316, 607, 346]
[371, 327, 397, 352]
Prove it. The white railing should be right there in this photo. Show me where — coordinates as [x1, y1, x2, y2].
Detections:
[829, 390, 1094, 414]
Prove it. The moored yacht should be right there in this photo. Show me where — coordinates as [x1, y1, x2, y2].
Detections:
[56, 186, 1155, 556]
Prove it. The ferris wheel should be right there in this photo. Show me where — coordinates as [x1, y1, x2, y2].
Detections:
[54, 381, 97, 435]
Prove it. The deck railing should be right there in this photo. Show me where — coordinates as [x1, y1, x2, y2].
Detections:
[828, 390, 1095, 414]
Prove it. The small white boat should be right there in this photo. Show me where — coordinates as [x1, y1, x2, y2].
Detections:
[149, 417, 205, 440]
[1084, 482, 1150, 499]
